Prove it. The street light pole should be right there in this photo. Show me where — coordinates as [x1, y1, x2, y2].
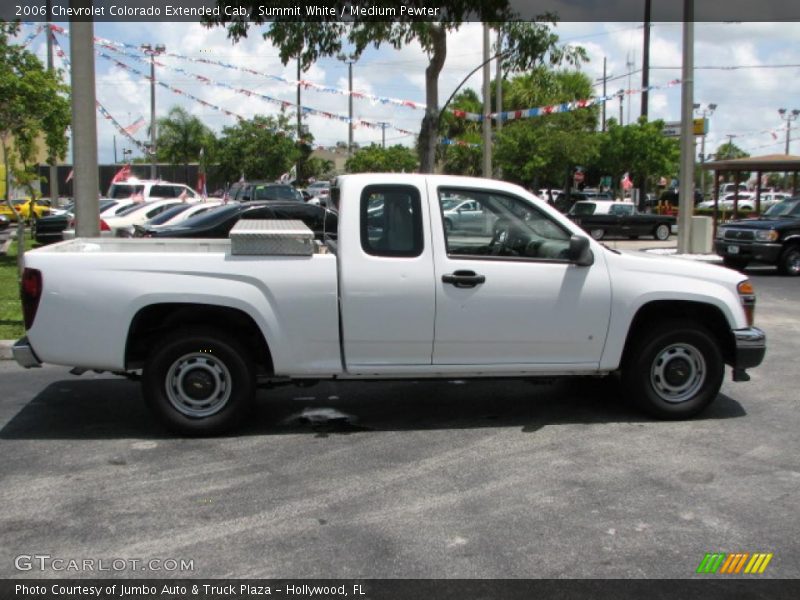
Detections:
[141, 43, 165, 179]
[482, 23, 492, 178]
[694, 103, 717, 199]
[46, 1, 59, 203]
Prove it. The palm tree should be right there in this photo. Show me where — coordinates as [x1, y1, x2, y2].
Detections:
[156, 106, 215, 184]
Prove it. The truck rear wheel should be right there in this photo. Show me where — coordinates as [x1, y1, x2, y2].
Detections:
[621, 320, 724, 420]
[142, 328, 256, 435]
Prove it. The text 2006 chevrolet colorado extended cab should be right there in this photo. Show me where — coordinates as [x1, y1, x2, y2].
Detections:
[14, 174, 765, 434]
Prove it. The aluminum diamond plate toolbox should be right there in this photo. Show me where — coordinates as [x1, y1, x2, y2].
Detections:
[229, 219, 315, 255]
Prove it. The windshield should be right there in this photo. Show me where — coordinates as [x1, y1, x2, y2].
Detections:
[115, 202, 149, 216]
[174, 204, 240, 228]
[147, 204, 192, 225]
[763, 200, 800, 217]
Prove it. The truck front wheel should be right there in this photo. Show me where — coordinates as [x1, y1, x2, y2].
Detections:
[621, 320, 724, 419]
[142, 328, 256, 435]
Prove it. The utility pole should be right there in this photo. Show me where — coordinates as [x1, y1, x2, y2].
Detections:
[381, 123, 387, 148]
[602, 57, 608, 132]
[337, 53, 357, 156]
[778, 108, 799, 188]
[618, 90, 624, 124]
[495, 37, 503, 177]
[45, 1, 59, 203]
[296, 56, 301, 140]
[677, 0, 695, 255]
[482, 23, 492, 178]
[70, 3, 99, 238]
[141, 43, 165, 179]
[641, 0, 652, 119]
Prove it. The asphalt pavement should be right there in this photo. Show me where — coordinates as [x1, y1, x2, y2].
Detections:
[0, 267, 797, 580]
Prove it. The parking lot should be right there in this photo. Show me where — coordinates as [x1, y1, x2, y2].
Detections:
[0, 262, 797, 579]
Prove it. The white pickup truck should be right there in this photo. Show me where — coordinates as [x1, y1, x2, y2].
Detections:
[14, 174, 765, 434]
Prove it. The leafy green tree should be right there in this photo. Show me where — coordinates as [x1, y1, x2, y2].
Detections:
[438, 89, 482, 176]
[345, 144, 418, 173]
[215, 113, 300, 183]
[494, 68, 599, 192]
[207, 2, 584, 173]
[303, 156, 335, 183]
[0, 22, 70, 202]
[592, 117, 680, 195]
[156, 106, 216, 183]
[0, 22, 70, 269]
[712, 141, 751, 183]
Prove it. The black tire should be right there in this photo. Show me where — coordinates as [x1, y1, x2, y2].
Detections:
[654, 223, 671, 241]
[444, 218, 453, 233]
[778, 244, 800, 276]
[589, 228, 605, 240]
[621, 320, 724, 420]
[142, 328, 256, 435]
[723, 257, 749, 271]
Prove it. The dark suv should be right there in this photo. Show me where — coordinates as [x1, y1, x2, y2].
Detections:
[714, 197, 800, 275]
[226, 181, 304, 203]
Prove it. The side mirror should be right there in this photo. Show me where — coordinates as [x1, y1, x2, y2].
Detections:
[567, 235, 594, 266]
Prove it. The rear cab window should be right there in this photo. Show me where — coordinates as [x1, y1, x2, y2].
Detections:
[361, 185, 423, 257]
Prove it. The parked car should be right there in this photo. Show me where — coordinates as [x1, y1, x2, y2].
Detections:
[63, 199, 189, 239]
[14, 173, 765, 434]
[0, 199, 51, 222]
[306, 181, 332, 207]
[568, 201, 675, 240]
[134, 201, 337, 240]
[107, 179, 199, 202]
[714, 197, 800, 274]
[117, 201, 224, 237]
[441, 196, 495, 234]
[33, 200, 115, 244]
[0, 214, 9, 231]
[698, 192, 789, 214]
[226, 181, 304, 203]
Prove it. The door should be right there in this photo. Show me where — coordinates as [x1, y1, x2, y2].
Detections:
[431, 186, 611, 366]
[338, 183, 436, 366]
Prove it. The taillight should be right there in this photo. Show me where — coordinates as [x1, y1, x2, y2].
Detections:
[67, 217, 75, 228]
[21, 268, 43, 329]
[737, 280, 755, 327]
[99, 219, 110, 231]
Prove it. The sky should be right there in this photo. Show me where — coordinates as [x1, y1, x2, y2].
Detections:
[16, 20, 800, 166]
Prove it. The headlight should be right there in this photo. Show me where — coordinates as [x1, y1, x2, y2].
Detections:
[715, 226, 727, 240]
[754, 229, 779, 242]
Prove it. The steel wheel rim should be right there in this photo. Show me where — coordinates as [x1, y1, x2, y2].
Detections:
[590, 229, 604, 240]
[165, 352, 232, 418]
[650, 343, 706, 404]
[656, 225, 669, 240]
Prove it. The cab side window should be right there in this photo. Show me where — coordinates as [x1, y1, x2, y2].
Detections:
[361, 185, 423, 258]
[439, 188, 571, 261]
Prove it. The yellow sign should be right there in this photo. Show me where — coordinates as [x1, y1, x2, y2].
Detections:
[693, 117, 709, 136]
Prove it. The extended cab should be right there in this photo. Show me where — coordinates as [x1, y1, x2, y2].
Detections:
[14, 174, 766, 434]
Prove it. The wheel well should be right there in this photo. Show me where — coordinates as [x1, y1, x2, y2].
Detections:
[125, 303, 273, 374]
[622, 301, 735, 366]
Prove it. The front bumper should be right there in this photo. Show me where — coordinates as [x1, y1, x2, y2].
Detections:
[714, 240, 782, 264]
[12, 336, 42, 368]
[732, 327, 766, 370]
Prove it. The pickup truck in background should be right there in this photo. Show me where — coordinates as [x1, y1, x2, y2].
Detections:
[14, 174, 766, 434]
[567, 200, 676, 241]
